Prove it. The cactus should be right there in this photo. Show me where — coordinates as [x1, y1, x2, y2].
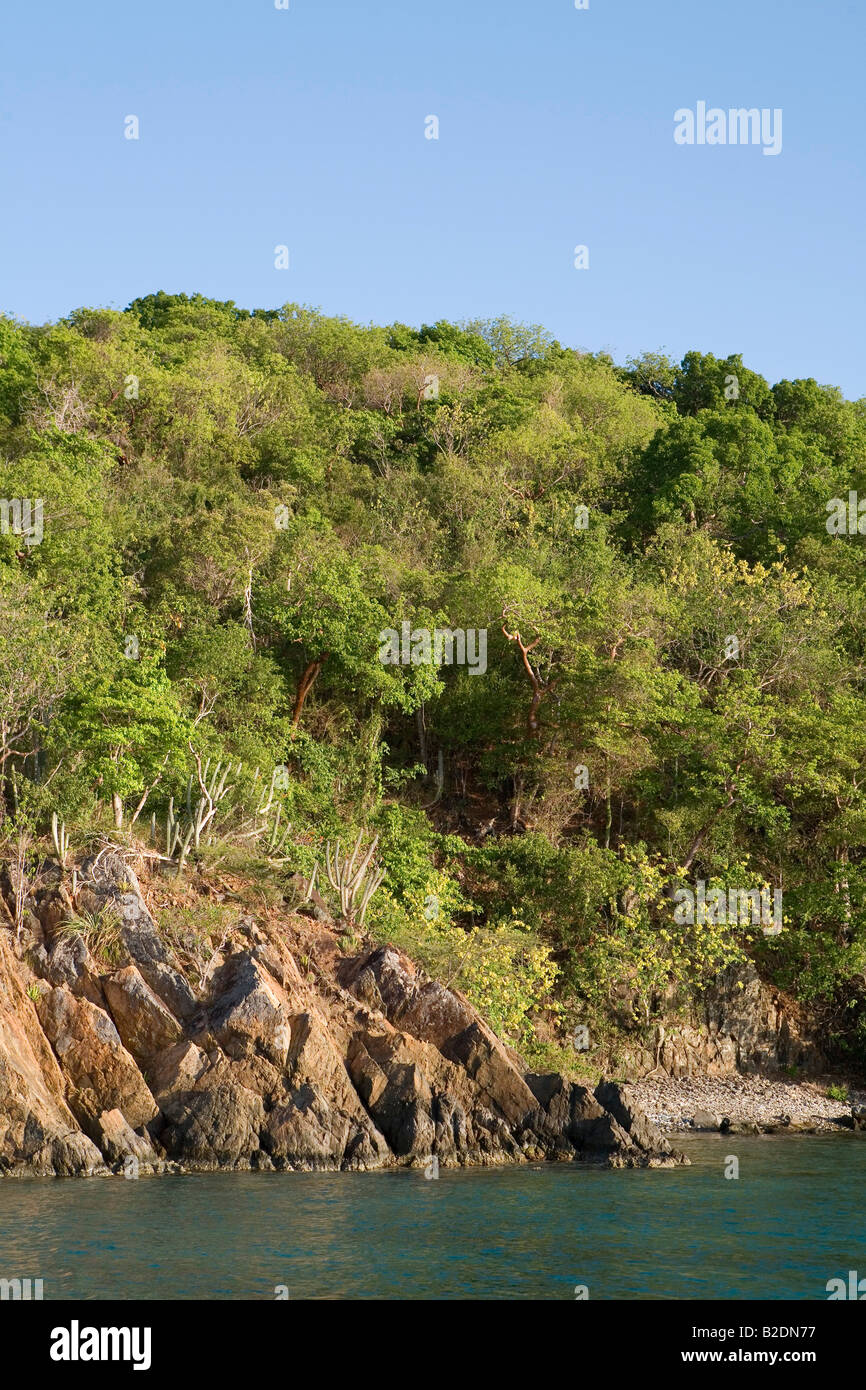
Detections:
[163, 796, 195, 876]
[255, 764, 288, 818]
[325, 831, 385, 926]
[187, 758, 238, 847]
[51, 811, 70, 868]
[303, 861, 318, 902]
[265, 804, 293, 861]
[158, 754, 292, 876]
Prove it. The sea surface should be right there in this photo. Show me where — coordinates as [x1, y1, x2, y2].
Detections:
[1, 1133, 863, 1300]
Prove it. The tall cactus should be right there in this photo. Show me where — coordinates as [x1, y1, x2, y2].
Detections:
[325, 831, 385, 926]
[164, 797, 195, 875]
[51, 811, 70, 868]
[264, 804, 292, 860]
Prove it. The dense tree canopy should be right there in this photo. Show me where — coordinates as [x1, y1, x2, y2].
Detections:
[2, 293, 865, 1063]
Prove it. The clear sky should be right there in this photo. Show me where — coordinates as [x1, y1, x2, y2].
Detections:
[1, 0, 863, 397]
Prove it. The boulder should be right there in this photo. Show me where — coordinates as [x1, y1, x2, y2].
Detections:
[720, 1117, 761, 1135]
[690, 1107, 722, 1131]
[77, 852, 197, 1021]
[42, 932, 103, 1004]
[207, 951, 293, 1067]
[103, 965, 183, 1067]
[95, 1108, 159, 1167]
[37, 985, 158, 1132]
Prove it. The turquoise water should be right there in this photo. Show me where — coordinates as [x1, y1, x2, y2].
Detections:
[1, 1134, 864, 1299]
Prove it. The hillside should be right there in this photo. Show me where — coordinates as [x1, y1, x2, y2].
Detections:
[1, 294, 865, 1078]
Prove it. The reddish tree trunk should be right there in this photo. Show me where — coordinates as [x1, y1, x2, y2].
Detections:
[291, 652, 328, 730]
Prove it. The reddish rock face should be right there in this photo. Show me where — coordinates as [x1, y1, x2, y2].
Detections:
[36, 984, 159, 1132]
[104, 965, 184, 1066]
[0, 933, 105, 1177]
[0, 853, 684, 1176]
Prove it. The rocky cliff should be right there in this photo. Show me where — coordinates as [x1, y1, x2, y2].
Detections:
[607, 965, 826, 1080]
[0, 849, 684, 1177]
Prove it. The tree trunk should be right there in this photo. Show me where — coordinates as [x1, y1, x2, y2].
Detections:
[416, 704, 428, 768]
[510, 775, 523, 830]
[291, 653, 328, 730]
[604, 769, 612, 850]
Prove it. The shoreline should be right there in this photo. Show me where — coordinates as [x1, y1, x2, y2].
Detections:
[627, 1074, 866, 1135]
[5, 1073, 865, 1179]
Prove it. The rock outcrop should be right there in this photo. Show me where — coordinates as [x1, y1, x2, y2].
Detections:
[0, 849, 685, 1177]
[611, 962, 826, 1080]
[0, 933, 105, 1177]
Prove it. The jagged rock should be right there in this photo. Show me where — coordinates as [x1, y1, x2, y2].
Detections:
[0, 854, 692, 1176]
[352, 966, 384, 1011]
[251, 939, 305, 994]
[103, 965, 183, 1067]
[612, 963, 826, 1080]
[158, 1071, 267, 1169]
[34, 888, 67, 939]
[147, 1040, 210, 1101]
[77, 852, 197, 1022]
[443, 1022, 538, 1125]
[31, 1133, 107, 1177]
[343, 947, 540, 1137]
[527, 1074, 685, 1167]
[704, 963, 824, 1074]
[595, 1081, 676, 1152]
[42, 933, 103, 1005]
[36, 985, 158, 1132]
[264, 1009, 391, 1169]
[342, 945, 476, 1046]
[157, 954, 392, 1172]
[527, 1075, 617, 1153]
[207, 951, 293, 1067]
[95, 1109, 158, 1167]
[347, 1031, 438, 1159]
[0, 933, 106, 1177]
[434, 1092, 470, 1159]
[345, 1026, 530, 1166]
[264, 1083, 389, 1171]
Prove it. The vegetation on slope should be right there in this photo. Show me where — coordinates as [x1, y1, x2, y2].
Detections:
[1, 293, 865, 1068]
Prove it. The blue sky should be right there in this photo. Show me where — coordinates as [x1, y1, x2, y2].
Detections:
[1, 0, 863, 396]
